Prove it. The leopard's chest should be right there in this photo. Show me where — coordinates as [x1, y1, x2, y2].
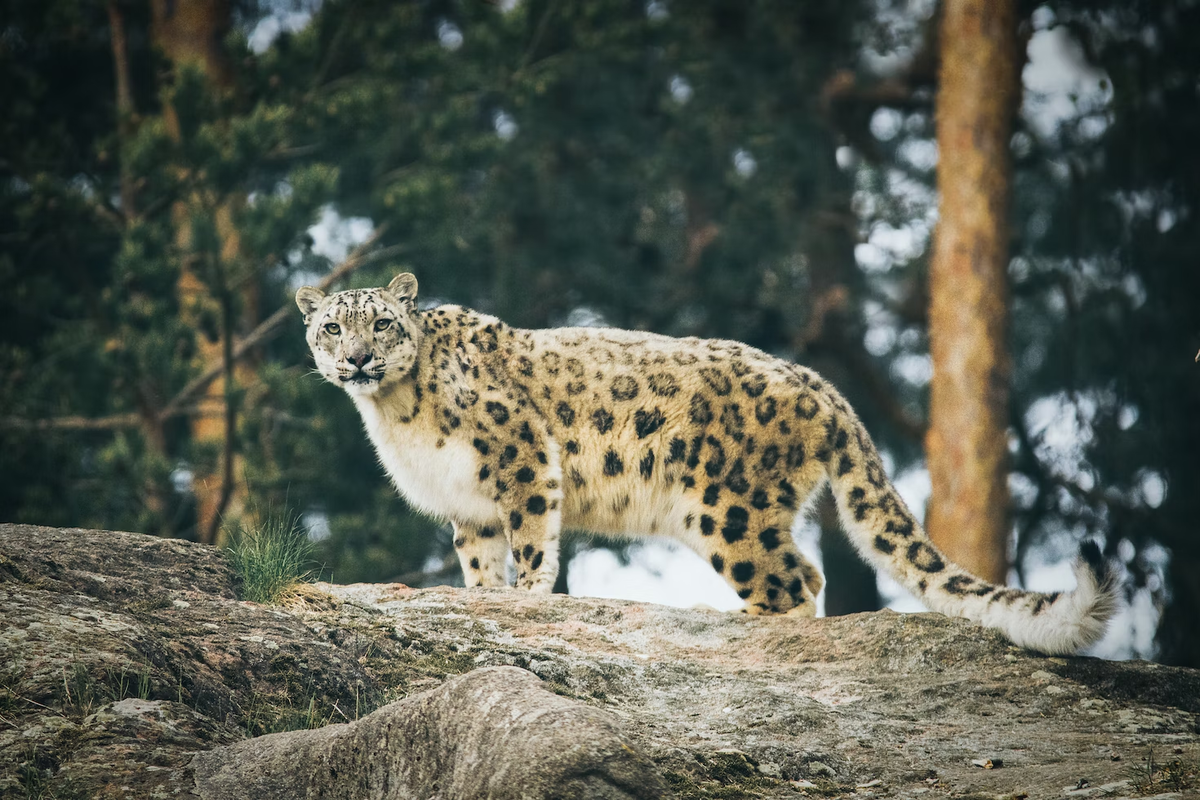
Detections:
[354, 399, 498, 525]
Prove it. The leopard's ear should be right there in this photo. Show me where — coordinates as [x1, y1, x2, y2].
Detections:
[295, 287, 326, 323]
[386, 273, 418, 304]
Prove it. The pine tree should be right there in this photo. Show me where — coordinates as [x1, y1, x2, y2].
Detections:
[925, 0, 1019, 583]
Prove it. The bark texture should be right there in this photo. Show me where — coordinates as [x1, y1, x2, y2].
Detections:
[151, 0, 253, 543]
[926, 0, 1019, 583]
[150, 0, 234, 90]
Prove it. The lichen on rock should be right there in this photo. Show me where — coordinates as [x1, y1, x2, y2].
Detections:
[1, 523, 1198, 799]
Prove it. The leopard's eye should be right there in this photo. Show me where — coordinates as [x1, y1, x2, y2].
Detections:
[374, 318, 392, 332]
[323, 322, 341, 335]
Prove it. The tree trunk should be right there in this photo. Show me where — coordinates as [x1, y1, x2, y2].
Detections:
[106, 1, 176, 534]
[799, 140, 881, 616]
[151, 0, 252, 544]
[149, 0, 234, 90]
[107, 0, 137, 219]
[817, 490, 881, 615]
[925, 0, 1019, 584]
[1160, 555, 1200, 667]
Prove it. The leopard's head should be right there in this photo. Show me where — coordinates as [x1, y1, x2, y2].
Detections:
[295, 273, 422, 397]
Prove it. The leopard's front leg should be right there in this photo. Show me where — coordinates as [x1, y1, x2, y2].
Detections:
[451, 521, 509, 588]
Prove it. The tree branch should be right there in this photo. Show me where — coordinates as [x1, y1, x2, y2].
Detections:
[1, 227, 400, 434]
[157, 225, 396, 421]
[0, 414, 143, 431]
[107, 0, 138, 219]
[205, 251, 239, 545]
[519, 0, 560, 72]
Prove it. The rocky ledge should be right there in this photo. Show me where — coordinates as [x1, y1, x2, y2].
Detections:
[0, 523, 1197, 799]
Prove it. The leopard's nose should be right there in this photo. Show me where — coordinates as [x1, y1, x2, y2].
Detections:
[348, 352, 373, 369]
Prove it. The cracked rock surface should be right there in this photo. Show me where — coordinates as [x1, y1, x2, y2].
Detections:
[1, 523, 1198, 799]
[192, 666, 666, 800]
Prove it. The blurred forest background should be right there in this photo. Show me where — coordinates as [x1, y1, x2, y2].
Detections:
[1, 0, 1196, 665]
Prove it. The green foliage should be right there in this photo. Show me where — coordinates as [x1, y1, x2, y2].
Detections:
[54, 662, 154, 720]
[225, 512, 316, 603]
[1023, 2, 1200, 666]
[239, 686, 350, 737]
[17, 759, 54, 800]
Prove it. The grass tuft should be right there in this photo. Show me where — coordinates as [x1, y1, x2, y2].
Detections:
[225, 512, 316, 604]
[1126, 745, 1198, 795]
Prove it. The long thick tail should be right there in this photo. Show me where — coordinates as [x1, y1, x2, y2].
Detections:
[822, 412, 1118, 655]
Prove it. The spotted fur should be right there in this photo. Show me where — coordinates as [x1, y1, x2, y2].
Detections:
[297, 274, 1117, 655]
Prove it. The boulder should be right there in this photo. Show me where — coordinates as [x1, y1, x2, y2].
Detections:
[193, 666, 665, 800]
[1, 523, 1197, 799]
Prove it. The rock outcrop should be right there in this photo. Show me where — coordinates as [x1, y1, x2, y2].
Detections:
[1, 523, 1197, 799]
[193, 666, 665, 800]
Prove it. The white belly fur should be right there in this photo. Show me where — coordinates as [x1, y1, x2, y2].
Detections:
[354, 398, 499, 525]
